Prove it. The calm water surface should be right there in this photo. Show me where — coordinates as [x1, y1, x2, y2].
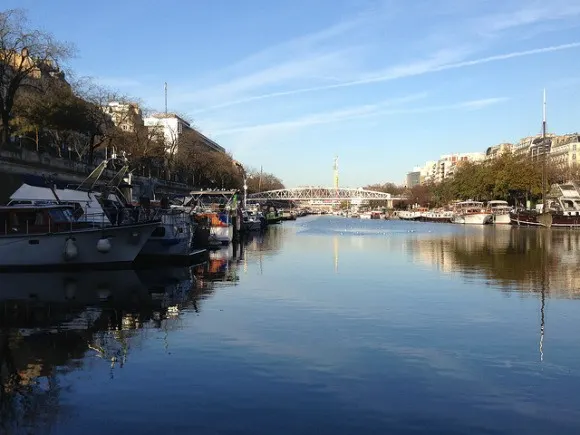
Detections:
[2, 216, 580, 434]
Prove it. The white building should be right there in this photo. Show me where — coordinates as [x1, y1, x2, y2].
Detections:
[550, 135, 580, 168]
[143, 113, 226, 155]
[413, 153, 485, 184]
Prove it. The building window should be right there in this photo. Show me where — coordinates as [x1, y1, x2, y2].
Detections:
[573, 144, 577, 151]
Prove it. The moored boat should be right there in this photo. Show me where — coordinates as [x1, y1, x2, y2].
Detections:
[139, 205, 202, 257]
[452, 201, 492, 225]
[488, 200, 511, 224]
[0, 204, 158, 268]
[419, 210, 454, 223]
[510, 182, 580, 228]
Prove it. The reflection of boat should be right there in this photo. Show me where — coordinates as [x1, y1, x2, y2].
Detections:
[452, 201, 492, 225]
[0, 204, 158, 268]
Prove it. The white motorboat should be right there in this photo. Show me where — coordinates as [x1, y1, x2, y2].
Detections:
[488, 200, 511, 224]
[241, 210, 263, 232]
[139, 207, 201, 257]
[9, 160, 204, 258]
[0, 204, 158, 268]
[452, 200, 493, 225]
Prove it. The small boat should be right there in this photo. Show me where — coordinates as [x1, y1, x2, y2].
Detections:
[139, 205, 202, 257]
[488, 200, 511, 224]
[398, 208, 426, 221]
[452, 201, 492, 225]
[240, 210, 264, 232]
[194, 211, 233, 246]
[0, 204, 159, 268]
[359, 211, 372, 220]
[419, 210, 454, 223]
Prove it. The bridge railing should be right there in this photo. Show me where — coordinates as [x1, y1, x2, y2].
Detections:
[247, 187, 406, 201]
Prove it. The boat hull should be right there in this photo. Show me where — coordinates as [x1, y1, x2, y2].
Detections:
[492, 213, 511, 224]
[510, 211, 580, 228]
[139, 213, 195, 257]
[241, 220, 262, 232]
[452, 213, 492, 225]
[209, 225, 233, 246]
[419, 215, 453, 223]
[0, 222, 159, 268]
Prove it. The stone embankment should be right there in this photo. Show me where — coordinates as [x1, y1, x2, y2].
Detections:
[0, 148, 193, 202]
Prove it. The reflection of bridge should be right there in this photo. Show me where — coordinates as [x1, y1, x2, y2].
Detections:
[247, 187, 405, 201]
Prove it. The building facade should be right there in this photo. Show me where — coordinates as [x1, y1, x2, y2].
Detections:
[143, 113, 225, 155]
[406, 171, 421, 188]
[104, 101, 144, 133]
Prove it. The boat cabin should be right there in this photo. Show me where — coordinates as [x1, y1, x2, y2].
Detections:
[455, 200, 485, 212]
[0, 205, 83, 235]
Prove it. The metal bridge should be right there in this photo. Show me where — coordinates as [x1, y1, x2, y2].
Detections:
[247, 187, 405, 202]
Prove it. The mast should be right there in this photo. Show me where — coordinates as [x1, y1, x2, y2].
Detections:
[542, 89, 547, 210]
[164, 82, 168, 114]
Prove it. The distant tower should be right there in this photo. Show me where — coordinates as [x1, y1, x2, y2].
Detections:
[333, 156, 339, 190]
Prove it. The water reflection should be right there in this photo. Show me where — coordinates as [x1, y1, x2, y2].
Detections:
[406, 226, 580, 297]
[0, 235, 272, 435]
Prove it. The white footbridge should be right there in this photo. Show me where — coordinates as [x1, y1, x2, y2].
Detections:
[247, 187, 405, 202]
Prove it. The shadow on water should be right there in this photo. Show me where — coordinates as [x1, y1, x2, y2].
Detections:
[0, 232, 278, 435]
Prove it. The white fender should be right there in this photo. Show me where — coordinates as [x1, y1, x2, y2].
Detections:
[97, 237, 111, 253]
[63, 238, 78, 261]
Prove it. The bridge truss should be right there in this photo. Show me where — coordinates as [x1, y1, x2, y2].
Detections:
[247, 187, 404, 202]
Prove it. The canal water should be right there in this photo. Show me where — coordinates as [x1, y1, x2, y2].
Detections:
[2, 216, 580, 434]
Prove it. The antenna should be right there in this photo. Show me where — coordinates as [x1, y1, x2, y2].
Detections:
[333, 156, 339, 190]
[164, 82, 168, 114]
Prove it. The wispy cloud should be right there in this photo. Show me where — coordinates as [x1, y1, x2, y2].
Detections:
[176, 0, 580, 116]
[196, 42, 580, 113]
[215, 95, 506, 137]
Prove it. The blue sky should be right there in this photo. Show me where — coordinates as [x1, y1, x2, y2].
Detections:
[5, 0, 580, 187]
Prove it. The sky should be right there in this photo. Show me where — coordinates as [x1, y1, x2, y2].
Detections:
[4, 0, 580, 187]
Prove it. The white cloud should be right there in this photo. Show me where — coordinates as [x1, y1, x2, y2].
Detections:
[195, 42, 579, 113]
[215, 94, 505, 137]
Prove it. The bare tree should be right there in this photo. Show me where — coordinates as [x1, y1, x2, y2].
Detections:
[0, 9, 72, 146]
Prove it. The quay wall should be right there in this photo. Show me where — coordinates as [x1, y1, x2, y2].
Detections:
[0, 148, 193, 203]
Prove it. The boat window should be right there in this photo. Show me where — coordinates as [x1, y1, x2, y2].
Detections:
[34, 212, 44, 225]
[562, 199, 575, 210]
[48, 208, 73, 223]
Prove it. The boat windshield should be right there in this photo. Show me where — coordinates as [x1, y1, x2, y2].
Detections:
[561, 199, 577, 211]
[48, 208, 75, 223]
